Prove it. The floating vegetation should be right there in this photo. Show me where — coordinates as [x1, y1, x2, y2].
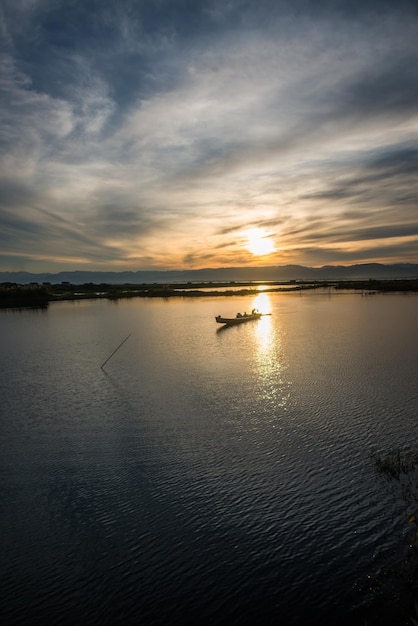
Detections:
[367, 448, 418, 624]
[411, 601, 418, 626]
[336, 279, 418, 292]
[0, 280, 324, 307]
[372, 449, 418, 480]
[0, 283, 49, 308]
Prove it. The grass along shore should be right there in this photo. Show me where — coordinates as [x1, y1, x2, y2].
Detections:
[1, 278, 418, 308]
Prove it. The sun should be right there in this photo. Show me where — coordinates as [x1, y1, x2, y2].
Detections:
[246, 228, 276, 256]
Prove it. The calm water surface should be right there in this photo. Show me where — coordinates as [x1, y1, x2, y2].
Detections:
[1, 291, 418, 625]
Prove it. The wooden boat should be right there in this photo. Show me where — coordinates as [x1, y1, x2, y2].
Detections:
[215, 311, 262, 326]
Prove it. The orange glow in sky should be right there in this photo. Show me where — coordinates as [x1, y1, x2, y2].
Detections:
[1, 1, 417, 273]
[246, 229, 276, 257]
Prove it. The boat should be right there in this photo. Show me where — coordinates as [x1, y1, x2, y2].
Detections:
[215, 310, 263, 326]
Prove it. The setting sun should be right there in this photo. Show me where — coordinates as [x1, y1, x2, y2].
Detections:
[246, 228, 276, 256]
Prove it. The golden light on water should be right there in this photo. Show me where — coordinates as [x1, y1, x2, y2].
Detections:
[252, 293, 273, 354]
[256, 284, 271, 292]
[252, 292, 272, 314]
[251, 293, 291, 411]
[255, 315, 273, 354]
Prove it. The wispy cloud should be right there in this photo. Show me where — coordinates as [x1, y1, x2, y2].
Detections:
[1, 0, 417, 271]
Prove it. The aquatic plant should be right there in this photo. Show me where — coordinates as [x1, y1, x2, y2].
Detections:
[0, 283, 49, 308]
[369, 448, 418, 624]
[411, 601, 418, 626]
[372, 449, 418, 480]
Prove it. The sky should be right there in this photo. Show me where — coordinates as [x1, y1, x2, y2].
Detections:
[1, 0, 418, 272]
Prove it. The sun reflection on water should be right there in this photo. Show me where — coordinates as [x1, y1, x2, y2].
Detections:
[256, 284, 270, 292]
[252, 292, 272, 315]
[252, 293, 274, 358]
[251, 293, 291, 412]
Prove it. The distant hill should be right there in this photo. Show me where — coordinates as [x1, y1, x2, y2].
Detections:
[1, 263, 418, 285]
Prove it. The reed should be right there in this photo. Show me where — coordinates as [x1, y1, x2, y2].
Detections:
[371, 449, 417, 480]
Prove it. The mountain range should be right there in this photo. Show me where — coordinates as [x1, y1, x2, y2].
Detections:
[1, 263, 418, 285]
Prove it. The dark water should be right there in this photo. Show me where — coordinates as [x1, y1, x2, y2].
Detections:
[1, 291, 418, 625]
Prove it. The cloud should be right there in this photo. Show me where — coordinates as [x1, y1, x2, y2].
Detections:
[1, 0, 417, 270]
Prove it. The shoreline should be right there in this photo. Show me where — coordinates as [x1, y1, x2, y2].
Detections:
[1, 279, 418, 308]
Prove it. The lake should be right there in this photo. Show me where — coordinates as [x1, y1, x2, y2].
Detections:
[1, 290, 417, 625]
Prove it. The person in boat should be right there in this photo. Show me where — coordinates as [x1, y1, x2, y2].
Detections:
[236, 312, 242, 318]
